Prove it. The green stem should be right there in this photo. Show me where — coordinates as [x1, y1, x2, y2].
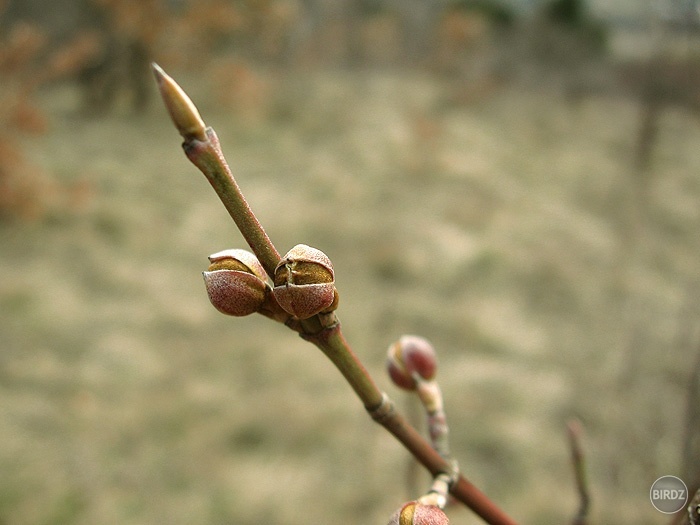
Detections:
[152, 63, 279, 273]
[183, 129, 281, 279]
[302, 322, 383, 409]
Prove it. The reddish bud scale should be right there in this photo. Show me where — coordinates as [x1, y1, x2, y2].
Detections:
[203, 249, 269, 317]
[203, 270, 267, 317]
[273, 282, 337, 320]
[387, 502, 449, 525]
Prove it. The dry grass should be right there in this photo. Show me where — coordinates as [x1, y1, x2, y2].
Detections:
[1, 66, 699, 524]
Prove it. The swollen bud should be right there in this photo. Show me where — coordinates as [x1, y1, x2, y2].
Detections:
[386, 335, 437, 391]
[272, 244, 337, 319]
[387, 502, 449, 525]
[203, 249, 268, 317]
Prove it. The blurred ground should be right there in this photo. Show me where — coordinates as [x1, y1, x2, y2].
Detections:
[2, 3, 700, 524]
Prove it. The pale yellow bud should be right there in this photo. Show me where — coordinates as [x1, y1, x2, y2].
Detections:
[152, 62, 207, 142]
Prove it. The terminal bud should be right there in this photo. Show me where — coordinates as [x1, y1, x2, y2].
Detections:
[152, 63, 207, 142]
[272, 244, 337, 319]
[386, 335, 437, 391]
[203, 249, 268, 317]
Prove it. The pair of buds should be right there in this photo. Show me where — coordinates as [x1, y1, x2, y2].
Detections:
[203, 244, 338, 320]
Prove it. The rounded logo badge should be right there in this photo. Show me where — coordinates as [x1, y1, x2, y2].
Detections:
[650, 476, 688, 514]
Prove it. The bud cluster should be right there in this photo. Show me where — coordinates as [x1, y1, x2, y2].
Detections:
[203, 244, 338, 321]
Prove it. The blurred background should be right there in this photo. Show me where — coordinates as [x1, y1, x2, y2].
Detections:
[2, 0, 700, 523]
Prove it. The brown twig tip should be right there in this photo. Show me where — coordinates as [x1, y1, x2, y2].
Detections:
[151, 62, 207, 142]
[566, 419, 586, 470]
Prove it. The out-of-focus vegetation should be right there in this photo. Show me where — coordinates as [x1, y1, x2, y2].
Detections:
[1, 0, 700, 523]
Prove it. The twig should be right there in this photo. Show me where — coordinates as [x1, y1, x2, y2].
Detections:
[567, 419, 590, 525]
[152, 63, 281, 279]
[152, 63, 519, 525]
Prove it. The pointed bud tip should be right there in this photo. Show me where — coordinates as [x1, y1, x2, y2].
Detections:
[151, 62, 164, 80]
[151, 63, 207, 142]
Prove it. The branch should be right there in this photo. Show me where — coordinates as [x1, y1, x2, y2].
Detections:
[152, 63, 519, 525]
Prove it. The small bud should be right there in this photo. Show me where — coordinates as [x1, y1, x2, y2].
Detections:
[387, 502, 449, 525]
[272, 244, 337, 319]
[386, 335, 437, 391]
[152, 62, 207, 142]
[203, 249, 268, 316]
